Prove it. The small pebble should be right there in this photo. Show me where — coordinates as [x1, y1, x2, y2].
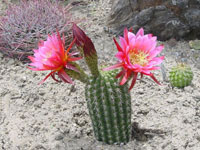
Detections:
[55, 134, 64, 141]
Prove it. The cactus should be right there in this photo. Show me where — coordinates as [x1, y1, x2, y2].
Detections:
[73, 24, 132, 144]
[0, 0, 73, 61]
[189, 40, 200, 50]
[85, 71, 131, 144]
[169, 63, 193, 88]
[29, 24, 164, 145]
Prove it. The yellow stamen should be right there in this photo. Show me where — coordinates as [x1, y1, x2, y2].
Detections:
[64, 53, 68, 62]
[129, 49, 148, 66]
[55, 66, 63, 71]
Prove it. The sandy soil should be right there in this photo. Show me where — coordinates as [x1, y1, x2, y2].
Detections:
[1, 0, 200, 150]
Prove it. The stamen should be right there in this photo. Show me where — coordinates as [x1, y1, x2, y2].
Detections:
[129, 50, 148, 66]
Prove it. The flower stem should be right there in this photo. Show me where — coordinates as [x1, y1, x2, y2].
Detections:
[64, 62, 89, 84]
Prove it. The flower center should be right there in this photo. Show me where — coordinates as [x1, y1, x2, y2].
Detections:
[42, 51, 52, 62]
[129, 50, 148, 66]
[46, 51, 52, 58]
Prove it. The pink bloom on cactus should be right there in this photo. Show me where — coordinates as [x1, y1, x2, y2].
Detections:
[28, 31, 82, 84]
[104, 28, 164, 90]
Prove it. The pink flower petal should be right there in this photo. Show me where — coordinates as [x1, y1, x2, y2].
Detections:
[150, 73, 161, 85]
[148, 56, 164, 66]
[66, 38, 76, 54]
[148, 34, 153, 38]
[66, 63, 79, 72]
[120, 37, 127, 51]
[150, 36, 157, 42]
[58, 69, 73, 84]
[136, 28, 144, 37]
[113, 37, 123, 52]
[128, 32, 136, 42]
[141, 70, 151, 75]
[129, 38, 136, 50]
[129, 27, 133, 32]
[115, 52, 124, 60]
[68, 57, 82, 62]
[129, 72, 138, 90]
[116, 70, 124, 78]
[125, 45, 130, 55]
[148, 45, 164, 59]
[39, 71, 56, 84]
[51, 73, 61, 82]
[140, 73, 144, 79]
[120, 70, 131, 85]
[102, 63, 123, 71]
[149, 66, 160, 70]
[124, 28, 129, 44]
[69, 51, 79, 56]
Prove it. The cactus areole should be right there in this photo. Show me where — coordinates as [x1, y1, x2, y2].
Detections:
[28, 24, 164, 144]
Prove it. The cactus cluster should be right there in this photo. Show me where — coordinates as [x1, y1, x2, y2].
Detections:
[169, 63, 193, 88]
[0, 0, 73, 61]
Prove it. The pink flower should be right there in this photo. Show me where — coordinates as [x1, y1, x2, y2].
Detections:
[28, 31, 82, 84]
[104, 28, 164, 90]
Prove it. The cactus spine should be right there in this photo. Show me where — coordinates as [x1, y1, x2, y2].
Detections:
[169, 63, 193, 88]
[85, 71, 132, 144]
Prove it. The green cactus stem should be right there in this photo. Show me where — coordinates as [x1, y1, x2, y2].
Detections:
[64, 62, 88, 83]
[77, 46, 99, 77]
[169, 63, 193, 88]
[85, 71, 132, 144]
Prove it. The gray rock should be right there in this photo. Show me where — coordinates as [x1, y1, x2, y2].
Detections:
[185, 8, 200, 28]
[107, 0, 133, 29]
[107, 0, 200, 40]
[171, 0, 189, 8]
[55, 134, 64, 141]
[135, 7, 154, 26]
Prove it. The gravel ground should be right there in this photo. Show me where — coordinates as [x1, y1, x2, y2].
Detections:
[0, 0, 200, 150]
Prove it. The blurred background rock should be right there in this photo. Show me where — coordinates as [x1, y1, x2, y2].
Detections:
[107, 0, 200, 41]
